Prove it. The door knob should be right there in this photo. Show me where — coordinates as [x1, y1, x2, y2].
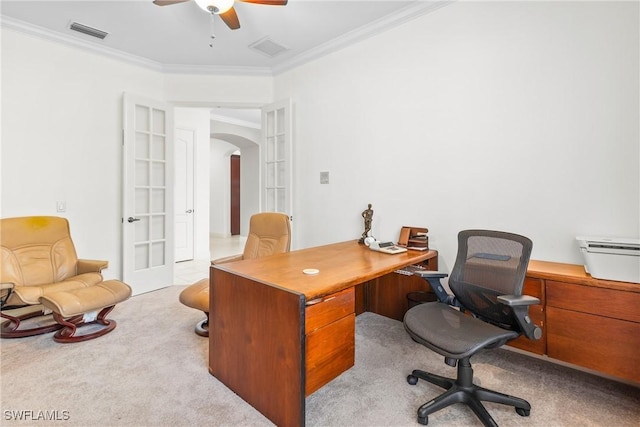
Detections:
[127, 217, 141, 223]
[186, 209, 193, 214]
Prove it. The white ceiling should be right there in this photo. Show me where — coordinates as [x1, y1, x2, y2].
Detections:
[0, 0, 450, 75]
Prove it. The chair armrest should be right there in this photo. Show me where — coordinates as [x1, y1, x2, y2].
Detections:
[413, 271, 454, 305]
[212, 254, 243, 265]
[497, 295, 540, 306]
[77, 259, 109, 274]
[498, 294, 542, 340]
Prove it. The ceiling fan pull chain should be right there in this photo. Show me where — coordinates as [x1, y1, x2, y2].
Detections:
[209, 12, 216, 47]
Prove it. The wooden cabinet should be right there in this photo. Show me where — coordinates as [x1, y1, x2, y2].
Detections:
[545, 280, 640, 382]
[305, 287, 355, 396]
[521, 260, 640, 384]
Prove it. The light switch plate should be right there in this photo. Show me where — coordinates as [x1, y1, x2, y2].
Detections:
[56, 201, 66, 212]
[320, 171, 330, 184]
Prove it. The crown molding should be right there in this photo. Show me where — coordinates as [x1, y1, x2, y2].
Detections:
[1, 15, 164, 72]
[1, 1, 454, 77]
[0, 15, 273, 76]
[271, 0, 455, 75]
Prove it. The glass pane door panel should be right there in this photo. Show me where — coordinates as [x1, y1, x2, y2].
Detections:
[277, 189, 286, 213]
[266, 111, 274, 136]
[151, 162, 165, 186]
[151, 216, 165, 240]
[151, 242, 165, 267]
[277, 161, 285, 187]
[266, 163, 275, 187]
[136, 161, 149, 186]
[151, 135, 166, 160]
[135, 106, 149, 132]
[136, 133, 149, 159]
[135, 244, 149, 271]
[276, 108, 284, 132]
[266, 137, 275, 162]
[152, 109, 165, 134]
[135, 217, 149, 242]
[276, 135, 285, 161]
[135, 189, 149, 214]
[151, 189, 165, 213]
[266, 189, 275, 211]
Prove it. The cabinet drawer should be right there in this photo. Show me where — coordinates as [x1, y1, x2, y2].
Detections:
[305, 288, 354, 334]
[546, 281, 640, 323]
[547, 306, 640, 383]
[305, 313, 355, 396]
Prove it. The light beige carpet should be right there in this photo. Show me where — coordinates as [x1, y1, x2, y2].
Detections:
[1, 285, 638, 427]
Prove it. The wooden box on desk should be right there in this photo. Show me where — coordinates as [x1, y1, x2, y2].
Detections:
[398, 226, 429, 249]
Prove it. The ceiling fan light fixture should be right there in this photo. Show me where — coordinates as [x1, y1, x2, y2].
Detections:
[194, 0, 234, 15]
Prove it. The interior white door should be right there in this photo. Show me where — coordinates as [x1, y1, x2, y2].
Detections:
[122, 93, 175, 295]
[262, 99, 293, 240]
[174, 128, 195, 262]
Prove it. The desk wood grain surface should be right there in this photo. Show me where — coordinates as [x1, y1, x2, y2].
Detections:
[214, 240, 438, 301]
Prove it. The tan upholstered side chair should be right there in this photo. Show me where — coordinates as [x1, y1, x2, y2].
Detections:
[180, 212, 291, 337]
[1, 216, 131, 342]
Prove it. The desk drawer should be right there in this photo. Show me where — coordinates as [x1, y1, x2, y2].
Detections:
[305, 288, 354, 334]
[305, 313, 355, 396]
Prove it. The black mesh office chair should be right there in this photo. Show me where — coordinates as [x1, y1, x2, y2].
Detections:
[404, 230, 541, 427]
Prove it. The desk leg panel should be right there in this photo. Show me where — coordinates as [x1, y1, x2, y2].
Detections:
[209, 268, 305, 427]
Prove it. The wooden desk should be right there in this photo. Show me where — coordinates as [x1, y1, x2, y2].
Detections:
[208, 240, 437, 427]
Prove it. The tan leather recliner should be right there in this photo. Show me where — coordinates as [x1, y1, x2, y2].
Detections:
[180, 212, 291, 337]
[1, 216, 131, 341]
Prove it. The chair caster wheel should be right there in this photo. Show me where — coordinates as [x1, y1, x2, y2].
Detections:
[407, 374, 418, 385]
[417, 415, 429, 425]
[516, 407, 530, 417]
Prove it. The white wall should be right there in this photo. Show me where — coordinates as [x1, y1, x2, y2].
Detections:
[1, 28, 164, 279]
[1, 28, 273, 277]
[174, 107, 211, 260]
[274, 1, 640, 270]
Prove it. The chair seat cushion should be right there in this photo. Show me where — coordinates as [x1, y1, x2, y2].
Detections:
[404, 302, 519, 359]
[39, 280, 131, 318]
[179, 279, 209, 312]
[8, 272, 104, 305]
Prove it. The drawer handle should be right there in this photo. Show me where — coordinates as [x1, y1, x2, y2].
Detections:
[306, 296, 336, 306]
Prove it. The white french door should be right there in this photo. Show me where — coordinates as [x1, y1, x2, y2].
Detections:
[262, 99, 293, 241]
[174, 128, 195, 262]
[122, 93, 175, 295]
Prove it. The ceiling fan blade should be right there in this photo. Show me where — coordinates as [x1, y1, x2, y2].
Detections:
[153, 0, 191, 6]
[238, 0, 288, 5]
[219, 7, 241, 30]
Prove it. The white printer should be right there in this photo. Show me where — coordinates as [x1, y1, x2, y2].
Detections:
[576, 236, 640, 284]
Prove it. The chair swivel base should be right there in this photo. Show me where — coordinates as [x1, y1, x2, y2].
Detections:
[1, 308, 63, 338]
[194, 318, 209, 337]
[407, 358, 530, 427]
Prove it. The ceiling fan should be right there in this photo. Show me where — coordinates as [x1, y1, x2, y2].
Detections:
[153, 0, 288, 30]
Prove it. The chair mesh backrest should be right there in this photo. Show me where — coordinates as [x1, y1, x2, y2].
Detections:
[242, 213, 291, 260]
[0, 216, 79, 286]
[449, 230, 532, 331]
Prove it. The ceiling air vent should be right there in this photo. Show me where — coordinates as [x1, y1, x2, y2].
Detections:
[69, 21, 109, 40]
[249, 37, 289, 58]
